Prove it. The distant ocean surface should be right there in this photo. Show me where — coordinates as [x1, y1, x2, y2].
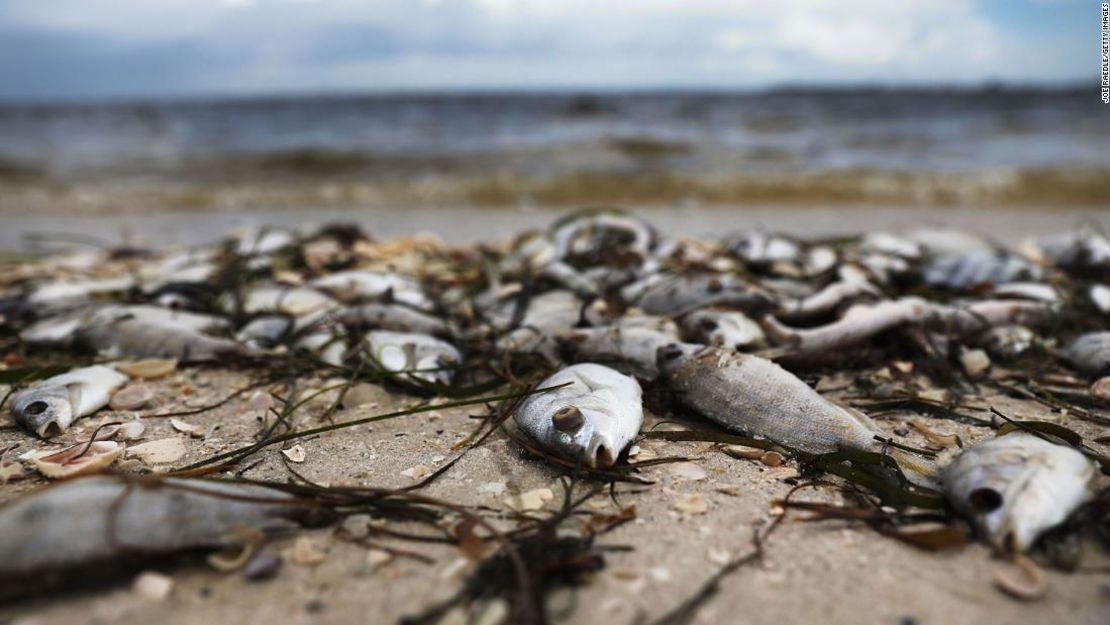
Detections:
[0, 88, 1107, 212]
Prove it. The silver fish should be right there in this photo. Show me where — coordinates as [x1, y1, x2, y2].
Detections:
[337, 303, 451, 336]
[943, 433, 1096, 551]
[775, 265, 879, 321]
[237, 315, 295, 350]
[225, 284, 338, 318]
[679, 309, 764, 350]
[976, 325, 1036, 361]
[551, 211, 654, 263]
[513, 363, 643, 468]
[559, 316, 680, 381]
[75, 318, 244, 362]
[365, 330, 461, 385]
[10, 365, 129, 437]
[726, 230, 800, 266]
[762, 297, 937, 353]
[1061, 331, 1110, 378]
[310, 270, 431, 310]
[657, 344, 938, 486]
[632, 273, 772, 317]
[0, 476, 317, 581]
[922, 250, 1040, 290]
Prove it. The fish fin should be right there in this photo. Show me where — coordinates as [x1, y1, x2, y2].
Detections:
[889, 449, 941, 490]
[844, 405, 880, 430]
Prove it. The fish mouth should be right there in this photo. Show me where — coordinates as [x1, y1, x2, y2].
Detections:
[35, 418, 65, 439]
[586, 437, 617, 468]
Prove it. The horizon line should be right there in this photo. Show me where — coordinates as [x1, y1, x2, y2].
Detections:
[0, 79, 1098, 108]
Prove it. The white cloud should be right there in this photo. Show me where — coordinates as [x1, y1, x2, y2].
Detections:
[0, 0, 1087, 97]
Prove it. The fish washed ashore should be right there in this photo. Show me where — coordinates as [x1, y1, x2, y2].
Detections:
[0, 208, 1108, 625]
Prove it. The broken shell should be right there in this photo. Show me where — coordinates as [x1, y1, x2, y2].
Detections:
[1092, 377, 1110, 402]
[760, 451, 784, 467]
[207, 543, 256, 572]
[110, 384, 155, 411]
[119, 420, 147, 441]
[32, 441, 124, 479]
[672, 493, 709, 515]
[504, 488, 554, 512]
[281, 444, 307, 463]
[0, 462, 24, 484]
[290, 537, 329, 566]
[960, 349, 991, 377]
[993, 554, 1047, 601]
[117, 359, 178, 379]
[400, 464, 431, 480]
[666, 461, 708, 481]
[170, 418, 206, 438]
[366, 548, 393, 570]
[126, 437, 187, 465]
[723, 445, 765, 460]
[133, 571, 174, 601]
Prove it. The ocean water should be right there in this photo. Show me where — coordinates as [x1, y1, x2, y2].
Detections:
[2, 88, 1101, 177]
[0, 88, 1107, 210]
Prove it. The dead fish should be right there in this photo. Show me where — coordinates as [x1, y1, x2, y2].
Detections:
[860, 232, 923, 259]
[365, 330, 461, 385]
[90, 304, 231, 333]
[490, 290, 587, 362]
[233, 227, 296, 256]
[1036, 229, 1110, 270]
[726, 230, 800, 266]
[944, 299, 1056, 335]
[943, 433, 1096, 552]
[632, 273, 772, 317]
[337, 303, 450, 336]
[225, 284, 338, 318]
[540, 260, 600, 298]
[0, 476, 321, 584]
[559, 316, 680, 381]
[295, 330, 348, 367]
[907, 228, 992, 255]
[237, 315, 295, 350]
[679, 309, 764, 350]
[762, 297, 937, 353]
[513, 363, 643, 468]
[27, 276, 137, 308]
[976, 325, 1036, 361]
[75, 318, 244, 362]
[550, 210, 654, 264]
[922, 250, 1040, 290]
[776, 265, 880, 321]
[310, 270, 431, 310]
[1060, 332, 1110, 378]
[657, 344, 938, 486]
[10, 365, 130, 437]
[1090, 284, 1110, 314]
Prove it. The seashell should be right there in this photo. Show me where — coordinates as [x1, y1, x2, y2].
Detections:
[116, 359, 178, 379]
[32, 441, 124, 479]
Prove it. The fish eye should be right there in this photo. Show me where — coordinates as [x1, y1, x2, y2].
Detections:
[967, 488, 1003, 513]
[552, 406, 585, 432]
[699, 319, 718, 332]
[24, 401, 49, 416]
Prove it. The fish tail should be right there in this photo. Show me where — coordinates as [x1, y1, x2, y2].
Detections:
[889, 449, 942, 490]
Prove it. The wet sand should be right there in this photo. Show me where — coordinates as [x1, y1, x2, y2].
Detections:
[1, 204, 1106, 252]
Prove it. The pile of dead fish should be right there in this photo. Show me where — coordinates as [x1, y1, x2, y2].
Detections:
[0, 209, 1107, 592]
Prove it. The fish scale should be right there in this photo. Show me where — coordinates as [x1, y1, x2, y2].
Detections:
[659, 345, 939, 486]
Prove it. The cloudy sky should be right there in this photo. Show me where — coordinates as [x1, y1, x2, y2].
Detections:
[0, 0, 1093, 101]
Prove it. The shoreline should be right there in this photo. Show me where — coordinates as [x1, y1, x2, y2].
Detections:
[1, 203, 1106, 253]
